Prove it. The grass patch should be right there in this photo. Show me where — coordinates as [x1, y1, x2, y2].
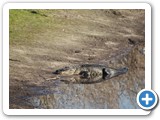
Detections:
[10, 10, 45, 45]
[9, 9, 72, 46]
[9, 9, 105, 46]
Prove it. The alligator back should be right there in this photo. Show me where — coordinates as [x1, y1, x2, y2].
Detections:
[53, 64, 106, 77]
[52, 64, 127, 84]
[52, 64, 104, 84]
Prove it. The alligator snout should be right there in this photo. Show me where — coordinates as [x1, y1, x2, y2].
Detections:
[118, 67, 128, 73]
[112, 67, 128, 77]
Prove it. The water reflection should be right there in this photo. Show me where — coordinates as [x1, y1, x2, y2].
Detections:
[10, 74, 142, 109]
[10, 45, 144, 109]
[10, 46, 144, 109]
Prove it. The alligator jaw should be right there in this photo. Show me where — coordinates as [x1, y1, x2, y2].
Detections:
[103, 67, 128, 79]
[114, 67, 128, 76]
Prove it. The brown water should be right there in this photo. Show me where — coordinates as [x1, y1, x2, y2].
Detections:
[10, 44, 145, 109]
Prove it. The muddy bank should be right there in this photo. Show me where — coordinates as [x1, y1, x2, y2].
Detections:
[9, 9, 145, 109]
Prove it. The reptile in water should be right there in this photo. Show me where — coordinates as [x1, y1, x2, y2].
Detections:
[51, 64, 128, 84]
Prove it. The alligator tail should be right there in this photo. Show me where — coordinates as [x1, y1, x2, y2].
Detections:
[52, 67, 70, 74]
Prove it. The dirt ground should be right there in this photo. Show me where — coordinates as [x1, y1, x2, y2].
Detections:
[9, 9, 145, 109]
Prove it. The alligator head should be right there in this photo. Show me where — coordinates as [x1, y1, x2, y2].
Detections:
[102, 67, 128, 79]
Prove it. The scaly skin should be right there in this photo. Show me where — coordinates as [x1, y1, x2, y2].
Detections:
[52, 64, 128, 84]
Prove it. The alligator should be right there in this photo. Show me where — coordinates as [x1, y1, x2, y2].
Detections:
[51, 64, 128, 84]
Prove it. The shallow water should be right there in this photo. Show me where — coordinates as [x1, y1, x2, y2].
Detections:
[10, 75, 143, 109]
[9, 44, 145, 109]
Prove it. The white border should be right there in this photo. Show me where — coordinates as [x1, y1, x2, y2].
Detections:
[3, 3, 151, 115]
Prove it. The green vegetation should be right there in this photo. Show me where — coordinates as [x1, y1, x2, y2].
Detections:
[9, 10, 68, 46]
[10, 10, 44, 45]
[9, 9, 101, 46]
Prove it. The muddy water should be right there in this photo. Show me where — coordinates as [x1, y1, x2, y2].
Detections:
[10, 80, 141, 109]
[10, 44, 144, 109]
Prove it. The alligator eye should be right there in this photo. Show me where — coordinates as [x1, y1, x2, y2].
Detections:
[106, 70, 111, 76]
[102, 68, 110, 79]
[106, 71, 110, 75]
[79, 71, 88, 78]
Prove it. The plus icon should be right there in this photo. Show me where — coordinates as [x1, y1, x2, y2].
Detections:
[137, 89, 158, 110]
[142, 93, 153, 105]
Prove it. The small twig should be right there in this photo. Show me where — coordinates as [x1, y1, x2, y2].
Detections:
[46, 76, 60, 81]
[9, 58, 21, 62]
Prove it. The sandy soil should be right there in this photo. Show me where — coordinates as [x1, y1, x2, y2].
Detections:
[9, 9, 145, 109]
